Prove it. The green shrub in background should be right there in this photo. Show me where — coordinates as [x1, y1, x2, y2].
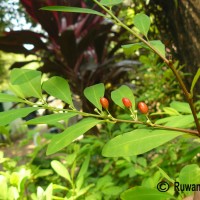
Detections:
[0, 0, 200, 199]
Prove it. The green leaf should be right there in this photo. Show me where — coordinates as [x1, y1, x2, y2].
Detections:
[102, 186, 123, 196]
[0, 107, 39, 126]
[120, 186, 174, 200]
[122, 43, 143, 56]
[45, 183, 53, 200]
[170, 101, 191, 114]
[51, 160, 72, 183]
[190, 68, 200, 96]
[46, 118, 102, 155]
[26, 112, 77, 125]
[102, 129, 185, 157]
[0, 93, 24, 103]
[100, 0, 122, 7]
[122, 40, 165, 58]
[133, 13, 151, 38]
[178, 164, 200, 196]
[157, 167, 174, 183]
[42, 76, 74, 107]
[111, 85, 135, 109]
[149, 40, 166, 58]
[40, 6, 106, 17]
[163, 107, 180, 116]
[179, 164, 200, 184]
[77, 155, 90, 179]
[83, 83, 105, 111]
[10, 69, 42, 99]
[156, 115, 195, 128]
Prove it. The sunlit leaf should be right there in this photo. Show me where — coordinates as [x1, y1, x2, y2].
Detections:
[179, 164, 200, 184]
[179, 164, 200, 196]
[121, 186, 174, 200]
[0, 107, 39, 126]
[156, 115, 195, 128]
[51, 160, 72, 183]
[45, 183, 53, 200]
[0, 93, 24, 103]
[42, 76, 74, 107]
[47, 118, 102, 155]
[170, 101, 191, 114]
[190, 68, 200, 96]
[102, 129, 185, 157]
[40, 6, 106, 17]
[100, 0, 123, 7]
[84, 83, 105, 111]
[133, 13, 151, 38]
[111, 85, 135, 109]
[10, 69, 42, 98]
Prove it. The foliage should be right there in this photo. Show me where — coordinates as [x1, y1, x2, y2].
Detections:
[0, 0, 200, 200]
[0, 66, 199, 199]
[0, 0, 133, 112]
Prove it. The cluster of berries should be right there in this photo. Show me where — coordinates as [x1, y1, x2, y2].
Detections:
[100, 97, 148, 114]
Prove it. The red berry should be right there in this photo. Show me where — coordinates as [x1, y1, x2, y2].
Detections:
[100, 97, 109, 109]
[138, 102, 148, 114]
[122, 98, 132, 108]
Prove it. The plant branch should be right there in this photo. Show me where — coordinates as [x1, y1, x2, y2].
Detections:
[92, 0, 200, 134]
[25, 100, 199, 136]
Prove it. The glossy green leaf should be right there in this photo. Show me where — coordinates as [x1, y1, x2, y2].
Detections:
[133, 13, 150, 38]
[102, 129, 185, 157]
[10, 69, 42, 99]
[121, 186, 174, 200]
[190, 68, 200, 96]
[179, 164, 200, 184]
[0, 107, 39, 126]
[40, 6, 106, 17]
[0, 93, 24, 103]
[156, 115, 195, 128]
[111, 85, 135, 109]
[51, 160, 72, 183]
[42, 76, 74, 107]
[47, 118, 102, 155]
[100, 0, 122, 7]
[170, 101, 191, 114]
[26, 112, 77, 125]
[83, 83, 105, 111]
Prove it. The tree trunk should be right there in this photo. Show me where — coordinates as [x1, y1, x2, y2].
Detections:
[149, 0, 200, 96]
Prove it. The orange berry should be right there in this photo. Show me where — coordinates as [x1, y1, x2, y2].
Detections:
[138, 102, 148, 114]
[122, 98, 132, 108]
[100, 97, 109, 109]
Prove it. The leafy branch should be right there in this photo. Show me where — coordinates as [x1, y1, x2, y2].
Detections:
[40, 0, 200, 134]
[91, 0, 200, 134]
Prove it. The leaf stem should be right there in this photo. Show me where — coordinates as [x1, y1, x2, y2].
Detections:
[25, 100, 199, 136]
[92, 0, 200, 135]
